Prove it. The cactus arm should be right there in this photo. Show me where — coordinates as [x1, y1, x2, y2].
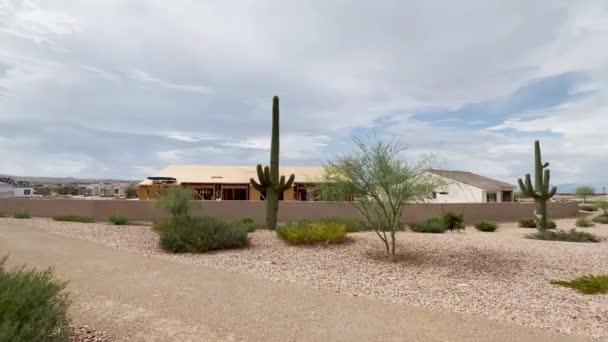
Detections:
[278, 174, 295, 192]
[250, 178, 265, 192]
[548, 186, 557, 197]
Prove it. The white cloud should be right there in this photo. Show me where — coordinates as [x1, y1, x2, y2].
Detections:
[127, 69, 214, 95]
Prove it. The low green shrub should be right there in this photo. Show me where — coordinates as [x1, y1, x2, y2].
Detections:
[518, 218, 556, 229]
[550, 275, 608, 295]
[474, 220, 498, 232]
[525, 229, 603, 243]
[0, 256, 71, 342]
[235, 217, 264, 232]
[410, 217, 446, 233]
[159, 216, 249, 253]
[319, 217, 368, 232]
[575, 218, 595, 228]
[13, 209, 31, 219]
[276, 220, 347, 245]
[579, 204, 598, 212]
[52, 215, 95, 223]
[108, 213, 129, 225]
[443, 211, 464, 231]
[592, 215, 608, 224]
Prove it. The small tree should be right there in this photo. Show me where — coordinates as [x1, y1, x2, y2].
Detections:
[320, 138, 443, 261]
[156, 187, 195, 218]
[575, 186, 595, 203]
[125, 186, 138, 199]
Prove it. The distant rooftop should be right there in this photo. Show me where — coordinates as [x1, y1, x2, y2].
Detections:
[428, 170, 514, 191]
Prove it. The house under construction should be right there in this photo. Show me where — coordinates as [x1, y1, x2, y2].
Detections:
[137, 165, 325, 201]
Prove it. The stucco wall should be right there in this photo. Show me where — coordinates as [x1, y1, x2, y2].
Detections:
[429, 182, 484, 203]
[0, 198, 579, 224]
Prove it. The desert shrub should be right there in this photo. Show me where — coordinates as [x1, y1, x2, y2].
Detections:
[13, 209, 31, 219]
[575, 218, 595, 228]
[108, 213, 129, 225]
[410, 217, 446, 233]
[592, 215, 608, 224]
[0, 257, 71, 342]
[579, 204, 598, 212]
[235, 217, 264, 232]
[474, 220, 497, 232]
[276, 220, 347, 245]
[550, 275, 608, 295]
[518, 218, 556, 229]
[159, 216, 248, 253]
[526, 229, 603, 243]
[155, 187, 194, 218]
[52, 215, 95, 223]
[319, 217, 368, 232]
[595, 201, 608, 215]
[443, 211, 464, 231]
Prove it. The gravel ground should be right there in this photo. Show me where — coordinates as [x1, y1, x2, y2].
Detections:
[70, 325, 112, 342]
[12, 216, 608, 339]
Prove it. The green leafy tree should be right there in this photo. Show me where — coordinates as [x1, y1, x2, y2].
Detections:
[320, 138, 443, 261]
[250, 96, 295, 230]
[156, 187, 195, 218]
[125, 186, 138, 199]
[575, 186, 595, 203]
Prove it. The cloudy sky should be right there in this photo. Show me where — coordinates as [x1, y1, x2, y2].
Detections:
[1, 0, 607, 191]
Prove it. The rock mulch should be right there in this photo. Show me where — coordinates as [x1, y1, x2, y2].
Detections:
[70, 325, 112, 342]
[18, 217, 608, 339]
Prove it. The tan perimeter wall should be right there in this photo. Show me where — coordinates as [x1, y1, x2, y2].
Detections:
[0, 198, 579, 224]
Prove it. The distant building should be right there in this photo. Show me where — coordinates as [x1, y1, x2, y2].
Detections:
[0, 177, 34, 198]
[138, 165, 324, 201]
[427, 170, 515, 203]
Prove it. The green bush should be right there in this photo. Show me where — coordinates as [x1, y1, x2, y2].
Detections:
[13, 209, 31, 219]
[518, 218, 556, 229]
[52, 215, 95, 223]
[575, 218, 595, 228]
[526, 229, 603, 243]
[155, 187, 194, 218]
[235, 217, 264, 233]
[550, 275, 608, 295]
[0, 257, 71, 342]
[410, 217, 446, 233]
[579, 204, 598, 212]
[276, 220, 347, 245]
[319, 217, 369, 232]
[159, 216, 249, 253]
[474, 220, 498, 232]
[108, 213, 129, 225]
[592, 215, 608, 224]
[443, 211, 464, 231]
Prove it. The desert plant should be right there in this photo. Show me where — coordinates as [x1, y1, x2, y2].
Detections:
[550, 275, 608, 295]
[442, 211, 464, 231]
[125, 186, 138, 199]
[276, 220, 347, 244]
[592, 215, 608, 224]
[518, 217, 556, 229]
[13, 209, 31, 219]
[156, 187, 195, 218]
[319, 138, 444, 261]
[108, 213, 129, 225]
[526, 229, 603, 243]
[595, 201, 608, 215]
[0, 257, 71, 342]
[518, 140, 557, 231]
[575, 186, 595, 203]
[159, 216, 249, 253]
[579, 204, 597, 212]
[475, 220, 498, 232]
[52, 215, 95, 223]
[250, 97, 295, 231]
[319, 217, 369, 232]
[575, 217, 595, 228]
[409, 217, 446, 233]
[235, 217, 264, 232]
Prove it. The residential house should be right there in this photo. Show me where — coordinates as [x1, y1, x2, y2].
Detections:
[0, 177, 34, 198]
[427, 170, 515, 203]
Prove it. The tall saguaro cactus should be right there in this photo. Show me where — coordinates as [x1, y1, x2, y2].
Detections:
[517, 140, 557, 231]
[250, 96, 295, 230]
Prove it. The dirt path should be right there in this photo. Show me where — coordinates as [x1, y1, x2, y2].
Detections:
[0, 221, 590, 342]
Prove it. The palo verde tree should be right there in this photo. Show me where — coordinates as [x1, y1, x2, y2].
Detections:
[518, 140, 557, 231]
[250, 96, 295, 230]
[575, 186, 595, 203]
[320, 138, 443, 261]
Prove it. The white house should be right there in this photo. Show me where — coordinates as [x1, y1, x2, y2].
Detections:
[0, 179, 13, 198]
[0, 178, 34, 198]
[427, 170, 515, 203]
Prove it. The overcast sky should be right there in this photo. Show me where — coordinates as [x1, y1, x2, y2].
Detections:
[1, 0, 607, 191]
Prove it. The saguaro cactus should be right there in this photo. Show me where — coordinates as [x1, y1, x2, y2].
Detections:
[517, 140, 557, 231]
[250, 96, 295, 230]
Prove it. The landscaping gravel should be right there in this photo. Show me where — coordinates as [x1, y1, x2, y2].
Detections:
[17, 217, 608, 339]
[70, 325, 112, 342]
